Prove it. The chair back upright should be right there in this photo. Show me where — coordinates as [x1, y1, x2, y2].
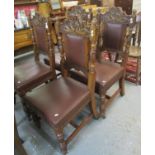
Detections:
[56, 14, 98, 93]
[98, 7, 133, 66]
[29, 13, 56, 78]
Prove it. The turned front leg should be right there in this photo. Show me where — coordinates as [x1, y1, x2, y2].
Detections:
[55, 127, 67, 155]
[99, 88, 106, 118]
[119, 76, 125, 96]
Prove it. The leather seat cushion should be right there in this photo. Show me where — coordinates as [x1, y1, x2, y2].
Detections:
[24, 77, 90, 126]
[70, 61, 124, 93]
[95, 62, 124, 92]
[15, 60, 52, 93]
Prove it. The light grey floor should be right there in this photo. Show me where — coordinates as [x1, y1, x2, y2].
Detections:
[15, 52, 141, 155]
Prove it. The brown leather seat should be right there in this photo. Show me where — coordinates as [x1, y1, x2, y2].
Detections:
[14, 13, 56, 97]
[15, 60, 52, 94]
[95, 62, 124, 92]
[70, 61, 124, 93]
[24, 77, 90, 126]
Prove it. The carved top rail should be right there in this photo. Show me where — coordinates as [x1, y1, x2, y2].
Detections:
[58, 6, 96, 37]
[99, 7, 131, 24]
[29, 12, 49, 28]
[66, 6, 93, 24]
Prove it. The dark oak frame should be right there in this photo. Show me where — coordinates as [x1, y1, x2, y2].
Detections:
[15, 13, 57, 126]
[56, 14, 99, 118]
[59, 6, 133, 117]
[23, 13, 99, 155]
[96, 7, 133, 116]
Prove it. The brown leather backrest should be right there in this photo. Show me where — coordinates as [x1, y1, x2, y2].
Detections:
[56, 13, 97, 77]
[30, 13, 56, 78]
[29, 13, 55, 57]
[33, 26, 49, 54]
[103, 23, 127, 51]
[97, 7, 132, 64]
[63, 33, 90, 72]
[99, 7, 130, 53]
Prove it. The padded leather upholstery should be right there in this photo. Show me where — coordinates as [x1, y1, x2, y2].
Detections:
[44, 33, 90, 73]
[63, 33, 90, 69]
[103, 23, 126, 51]
[15, 59, 52, 94]
[24, 77, 90, 126]
[34, 27, 49, 54]
[70, 61, 124, 93]
[95, 62, 124, 92]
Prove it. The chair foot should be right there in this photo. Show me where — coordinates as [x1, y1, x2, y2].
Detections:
[120, 91, 125, 96]
[101, 113, 106, 119]
[55, 128, 67, 155]
[90, 97, 100, 119]
[99, 92, 106, 118]
[100, 108, 106, 119]
[119, 77, 125, 96]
